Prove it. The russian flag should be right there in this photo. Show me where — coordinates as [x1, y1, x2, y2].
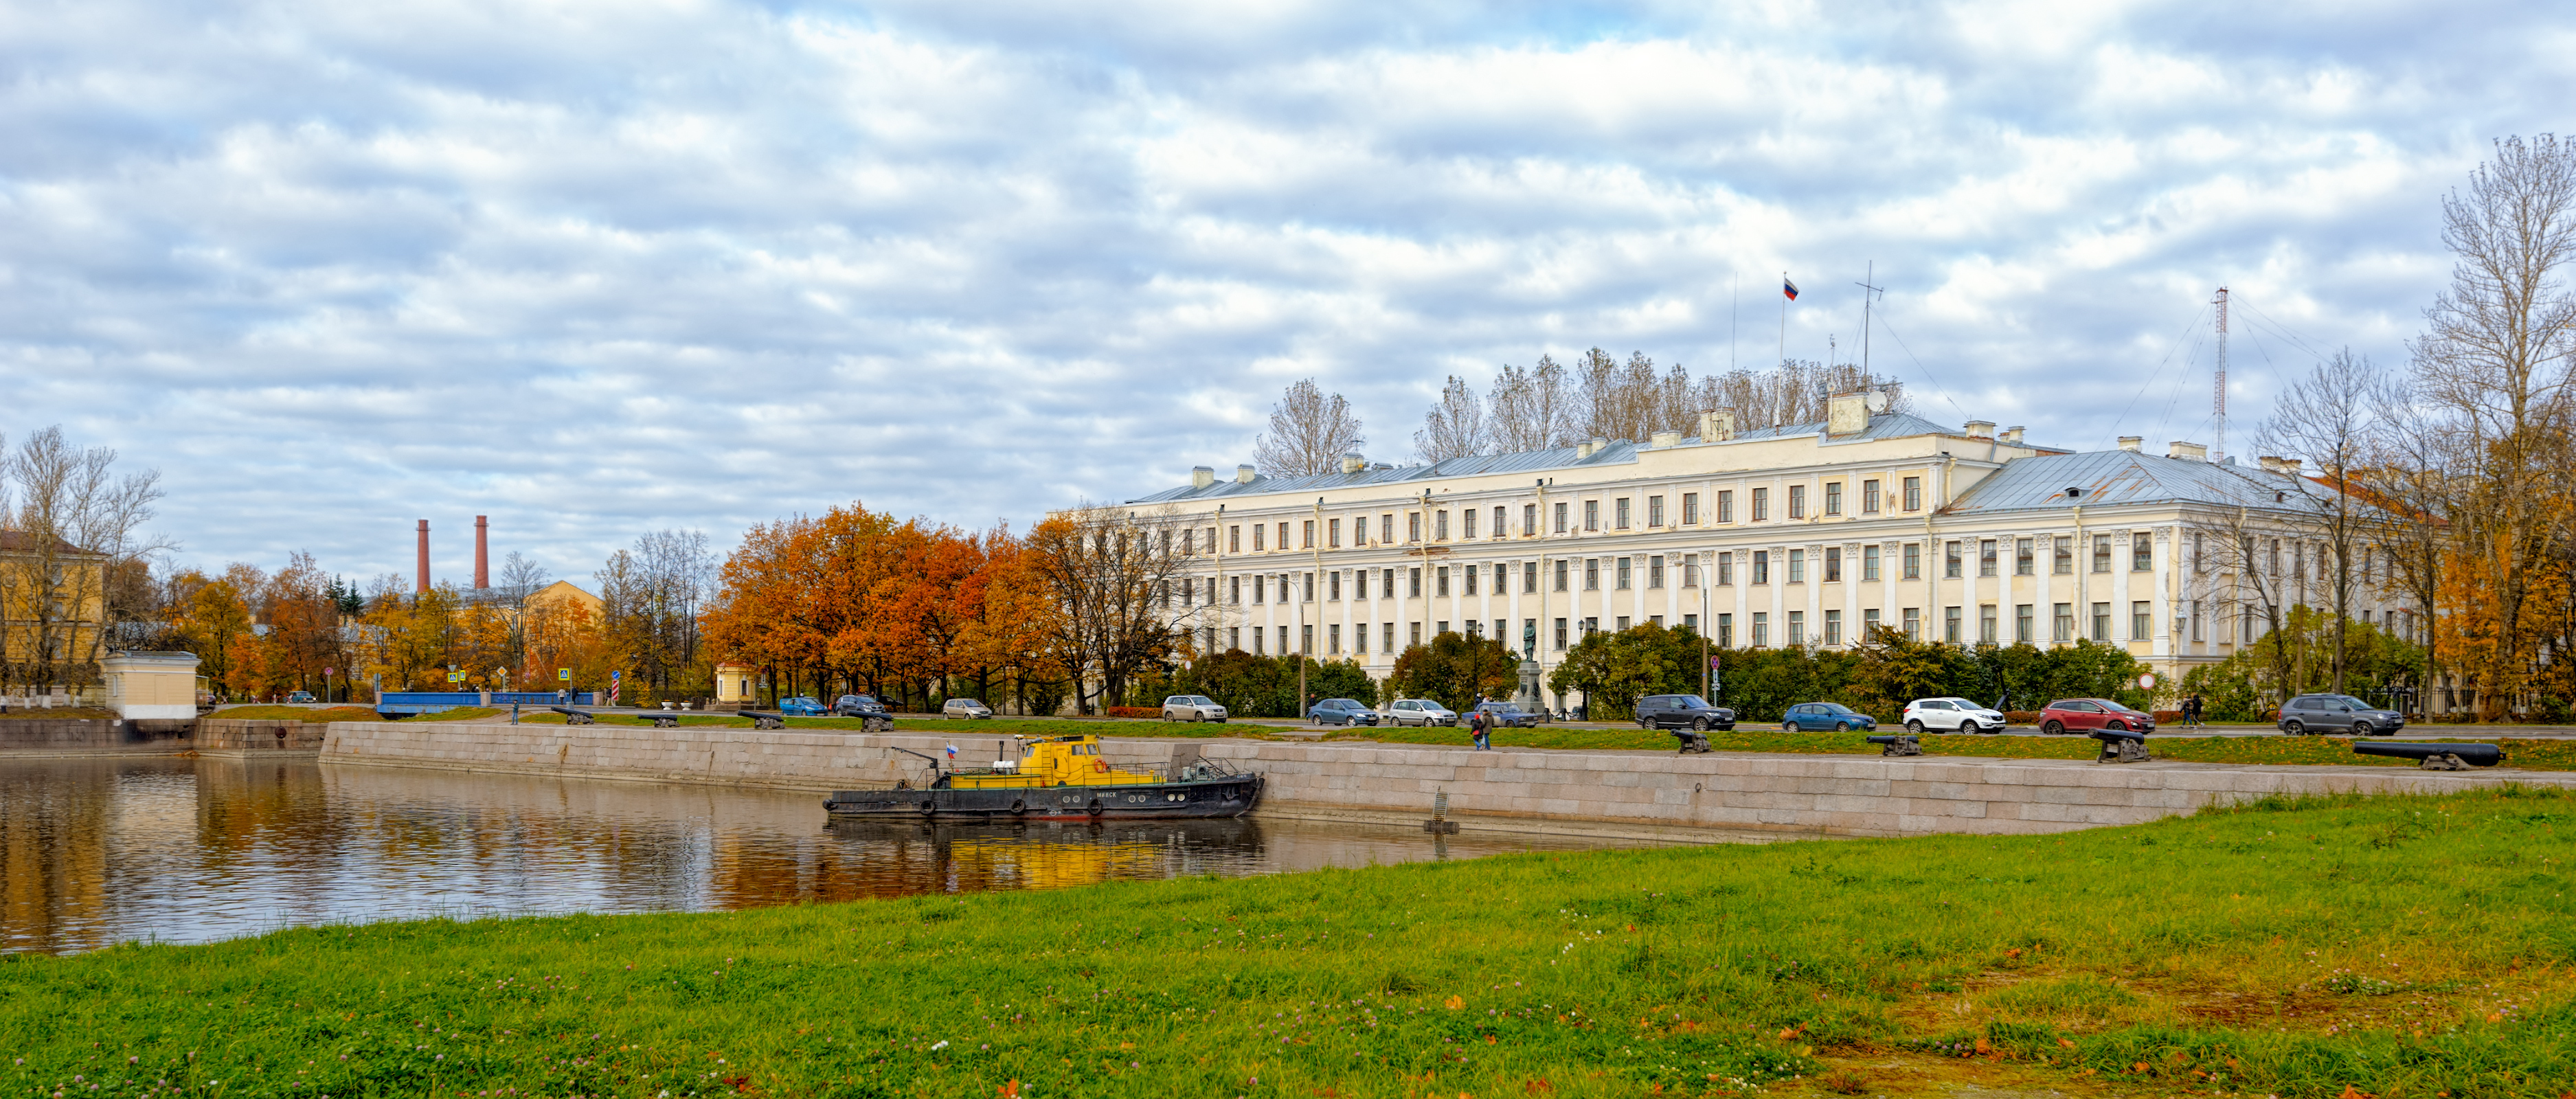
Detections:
[1782, 277, 1799, 301]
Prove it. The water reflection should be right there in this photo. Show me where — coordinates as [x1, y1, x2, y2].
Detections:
[1, 757, 1637, 955]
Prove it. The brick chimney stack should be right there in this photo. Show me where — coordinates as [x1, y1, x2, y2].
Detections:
[415, 520, 431, 593]
[474, 515, 490, 589]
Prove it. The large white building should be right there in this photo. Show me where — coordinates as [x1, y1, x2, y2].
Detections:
[1127, 393, 2404, 707]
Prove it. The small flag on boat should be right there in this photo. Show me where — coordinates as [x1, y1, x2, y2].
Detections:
[1782, 276, 1799, 301]
[945, 744, 958, 760]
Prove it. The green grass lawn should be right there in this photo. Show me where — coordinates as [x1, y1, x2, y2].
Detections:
[4, 789, 2571, 1098]
[1326, 725, 2576, 771]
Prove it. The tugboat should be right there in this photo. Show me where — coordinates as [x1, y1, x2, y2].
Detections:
[824, 734, 1263, 822]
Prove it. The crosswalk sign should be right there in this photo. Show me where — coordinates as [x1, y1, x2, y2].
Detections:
[557, 668, 572, 681]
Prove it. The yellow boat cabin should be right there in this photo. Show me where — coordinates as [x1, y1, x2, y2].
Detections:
[946, 734, 1162, 789]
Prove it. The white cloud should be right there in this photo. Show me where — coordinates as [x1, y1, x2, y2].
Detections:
[3, 0, 2571, 582]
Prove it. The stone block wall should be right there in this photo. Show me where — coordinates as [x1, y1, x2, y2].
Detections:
[0, 718, 194, 754]
[198, 718, 327, 753]
[319, 723, 2576, 839]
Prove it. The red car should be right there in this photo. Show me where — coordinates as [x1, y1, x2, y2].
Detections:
[2037, 698, 2156, 736]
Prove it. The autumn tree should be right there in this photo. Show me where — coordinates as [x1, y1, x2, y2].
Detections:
[1413, 375, 1488, 462]
[1022, 505, 1203, 714]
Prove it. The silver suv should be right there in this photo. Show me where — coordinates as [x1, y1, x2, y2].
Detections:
[1162, 694, 1228, 723]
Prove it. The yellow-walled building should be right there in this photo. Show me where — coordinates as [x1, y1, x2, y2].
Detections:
[1, 531, 108, 679]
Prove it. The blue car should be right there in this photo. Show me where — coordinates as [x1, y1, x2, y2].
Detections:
[1309, 698, 1380, 726]
[776, 696, 828, 716]
[1780, 701, 1877, 733]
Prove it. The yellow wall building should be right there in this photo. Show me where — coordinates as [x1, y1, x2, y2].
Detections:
[1, 531, 109, 679]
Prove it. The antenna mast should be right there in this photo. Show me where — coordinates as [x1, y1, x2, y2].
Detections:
[2213, 286, 2230, 463]
[1853, 262, 1883, 376]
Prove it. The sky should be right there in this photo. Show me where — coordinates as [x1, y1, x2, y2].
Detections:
[5, 0, 2571, 587]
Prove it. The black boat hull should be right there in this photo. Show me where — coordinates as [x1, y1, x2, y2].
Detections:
[824, 775, 1263, 822]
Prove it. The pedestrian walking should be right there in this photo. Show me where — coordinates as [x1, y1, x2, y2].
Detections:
[2183, 694, 2204, 728]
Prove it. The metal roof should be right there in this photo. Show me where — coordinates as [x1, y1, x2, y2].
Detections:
[1944, 449, 2323, 514]
[1126, 411, 2025, 504]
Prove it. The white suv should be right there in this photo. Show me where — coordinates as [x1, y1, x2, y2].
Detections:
[1903, 697, 2009, 734]
[1162, 695, 1228, 723]
[1385, 699, 1458, 727]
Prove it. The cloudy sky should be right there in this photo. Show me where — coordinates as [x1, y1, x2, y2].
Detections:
[5, 0, 2568, 585]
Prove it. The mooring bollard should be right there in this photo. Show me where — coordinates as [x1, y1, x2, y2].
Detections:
[1423, 789, 1459, 834]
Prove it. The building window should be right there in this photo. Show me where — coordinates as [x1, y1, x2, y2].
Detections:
[1682, 492, 1699, 524]
[1903, 543, 1921, 580]
[2015, 604, 2033, 644]
[2132, 532, 2153, 571]
[1460, 510, 1475, 539]
[1408, 513, 1421, 542]
[1328, 624, 1341, 654]
[1713, 551, 1730, 585]
[1863, 544, 1880, 581]
[1901, 607, 1921, 640]
[2016, 537, 2034, 575]
[2132, 600, 2152, 639]
[1584, 558, 1600, 590]
[1329, 518, 1342, 547]
[1825, 481, 1843, 516]
[1944, 541, 1963, 579]
[1229, 576, 1241, 604]
[1615, 615, 1631, 632]
[1717, 490, 1734, 523]
[1492, 506, 1506, 538]
[1552, 501, 1568, 533]
[1788, 484, 1806, 519]
[1229, 626, 1241, 650]
[1648, 555, 1665, 588]
[1824, 546, 1842, 582]
[1979, 539, 1998, 578]
[1682, 553, 1699, 587]
[1788, 611, 1805, 645]
[1253, 628, 1265, 654]
[1524, 560, 1539, 591]
[1584, 500, 1600, 531]
[2053, 536, 2073, 574]
[1436, 511, 1450, 541]
[1752, 488, 1770, 521]
[1355, 624, 1367, 654]
[1615, 498, 1631, 529]
[1862, 478, 1880, 514]
[1752, 612, 1770, 647]
[1902, 476, 1922, 510]
[1381, 514, 1394, 543]
[2091, 602, 2112, 641]
[1384, 622, 1397, 653]
[1409, 567, 1423, 597]
[1411, 622, 1423, 647]
[1943, 606, 1962, 644]
[1278, 522, 1289, 550]
[1862, 608, 1879, 637]
[1716, 613, 1734, 647]
[1228, 525, 1241, 553]
[1553, 618, 1568, 650]
[1824, 609, 1843, 646]
[2193, 531, 2205, 574]
[1980, 604, 1998, 644]
[1554, 558, 1568, 591]
[2053, 602, 2074, 643]
[1465, 620, 1482, 639]
[1252, 525, 1265, 552]
[1752, 550, 1770, 584]
[1647, 495, 1664, 527]
[1329, 571, 1342, 600]
[1523, 503, 1537, 536]
[1252, 575, 1265, 604]
[1788, 549, 1805, 583]
[1583, 616, 1598, 637]
[2092, 536, 2112, 573]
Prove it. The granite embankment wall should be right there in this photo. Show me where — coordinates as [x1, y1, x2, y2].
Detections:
[319, 721, 2576, 840]
[198, 718, 326, 756]
[0, 718, 194, 756]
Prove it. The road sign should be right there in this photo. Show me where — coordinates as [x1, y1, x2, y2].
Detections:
[557, 668, 571, 681]
[1708, 655, 1723, 670]
[447, 670, 464, 683]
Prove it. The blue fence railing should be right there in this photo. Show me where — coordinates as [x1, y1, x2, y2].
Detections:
[376, 690, 596, 714]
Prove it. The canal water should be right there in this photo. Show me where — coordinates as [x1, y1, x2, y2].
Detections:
[1, 756, 1643, 955]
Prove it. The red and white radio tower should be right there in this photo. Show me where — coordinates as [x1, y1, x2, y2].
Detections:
[2212, 286, 2230, 464]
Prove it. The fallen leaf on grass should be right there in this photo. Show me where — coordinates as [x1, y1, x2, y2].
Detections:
[1444, 995, 1465, 1010]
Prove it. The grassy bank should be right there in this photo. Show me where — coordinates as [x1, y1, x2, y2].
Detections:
[4, 790, 2571, 1098]
[1327, 725, 2576, 771]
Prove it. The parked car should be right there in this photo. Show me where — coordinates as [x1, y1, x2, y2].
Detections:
[942, 697, 993, 719]
[1386, 699, 1458, 727]
[2037, 698, 2156, 736]
[1634, 694, 1736, 732]
[2276, 694, 2405, 736]
[1903, 696, 2009, 734]
[777, 696, 828, 716]
[1472, 701, 1544, 729]
[1309, 698, 1379, 726]
[833, 694, 889, 718]
[1780, 702, 1877, 732]
[285, 691, 317, 704]
[1162, 694, 1228, 722]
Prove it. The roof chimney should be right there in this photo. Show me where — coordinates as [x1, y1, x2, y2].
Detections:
[1827, 392, 1869, 436]
[1699, 407, 1737, 442]
[2258, 455, 2287, 473]
[1998, 426, 2025, 445]
[1574, 441, 1594, 460]
[1235, 464, 1256, 484]
[1964, 420, 1995, 439]
[2116, 436, 2142, 453]
[2167, 440, 2208, 462]
[415, 520, 430, 593]
[1649, 430, 1681, 449]
[1190, 466, 1215, 488]
[1340, 453, 1366, 474]
[473, 515, 490, 589]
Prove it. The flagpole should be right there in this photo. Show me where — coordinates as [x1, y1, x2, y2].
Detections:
[1730, 269, 1738, 372]
[1777, 271, 1787, 369]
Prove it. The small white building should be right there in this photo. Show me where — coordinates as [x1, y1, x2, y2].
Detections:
[102, 650, 202, 719]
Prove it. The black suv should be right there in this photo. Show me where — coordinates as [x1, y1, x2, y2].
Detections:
[1471, 701, 1542, 728]
[2276, 694, 2405, 736]
[1635, 694, 1735, 732]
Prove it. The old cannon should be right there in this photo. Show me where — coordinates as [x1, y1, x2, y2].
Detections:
[738, 710, 787, 730]
[1866, 733, 1922, 757]
[1671, 727, 1713, 754]
[2091, 727, 2151, 764]
[2354, 740, 2502, 771]
[549, 706, 596, 725]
